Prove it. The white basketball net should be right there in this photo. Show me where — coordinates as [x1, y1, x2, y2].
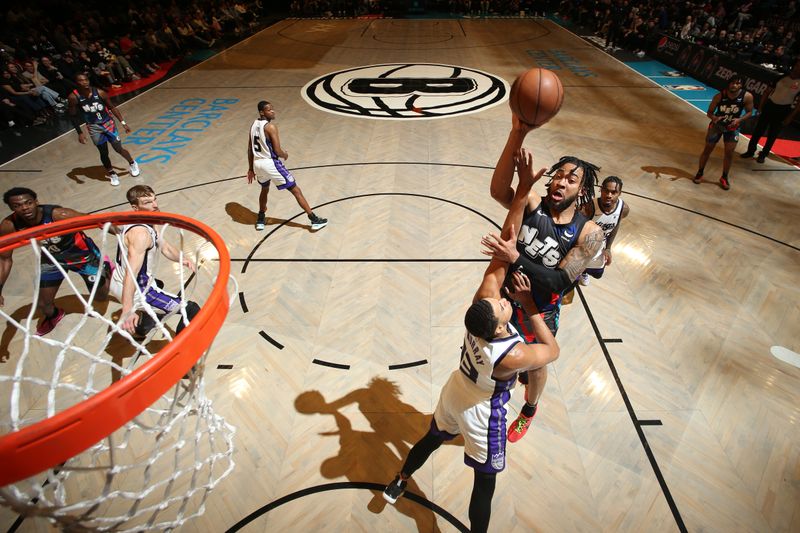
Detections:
[0, 220, 235, 531]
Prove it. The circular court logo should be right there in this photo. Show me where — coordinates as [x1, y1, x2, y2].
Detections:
[302, 63, 509, 120]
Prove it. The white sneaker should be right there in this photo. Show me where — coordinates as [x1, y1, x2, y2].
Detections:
[579, 273, 590, 286]
[129, 160, 141, 177]
[109, 173, 120, 186]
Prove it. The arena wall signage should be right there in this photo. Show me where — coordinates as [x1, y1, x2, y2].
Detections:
[302, 63, 509, 120]
[652, 34, 781, 99]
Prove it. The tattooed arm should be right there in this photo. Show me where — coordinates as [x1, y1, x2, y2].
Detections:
[486, 221, 606, 294]
[558, 222, 606, 280]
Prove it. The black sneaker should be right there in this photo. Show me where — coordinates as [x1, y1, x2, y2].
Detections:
[383, 475, 407, 504]
[255, 211, 266, 231]
[740, 151, 755, 159]
[692, 172, 703, 184]
[309, 213, 328, 230]
[756, 152, 766, 163]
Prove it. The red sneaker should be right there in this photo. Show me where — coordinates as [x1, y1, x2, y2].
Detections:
[507, 403, 538, 443]
[36, 308, 65, 336]
[719, 176, 730, 190]
[508, 411, 534, 443]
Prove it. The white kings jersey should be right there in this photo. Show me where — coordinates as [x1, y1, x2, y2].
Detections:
[111, 224, 159, 293]
[583, 199, 623, 269]
[250, 118, 274, 161]
[457, 324, 523, 396]
[594, 198, 624, 239]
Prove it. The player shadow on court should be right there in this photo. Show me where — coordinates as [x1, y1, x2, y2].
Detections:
[295, 378, 463, 532]
[0, 295, 110, 362]
[224, 202, 309, 231]
[641, 165, 696, 182]
[104, 309, 170, 383]
[66, 165, 126, 185]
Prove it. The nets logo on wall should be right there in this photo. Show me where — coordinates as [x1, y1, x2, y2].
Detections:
[664, 84, 706, 91]
[302, 63, 508, 120]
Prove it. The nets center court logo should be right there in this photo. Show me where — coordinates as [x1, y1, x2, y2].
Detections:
[302, 63, 508, 120]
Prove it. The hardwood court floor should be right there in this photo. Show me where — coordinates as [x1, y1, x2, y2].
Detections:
[1, 17, 798, 533]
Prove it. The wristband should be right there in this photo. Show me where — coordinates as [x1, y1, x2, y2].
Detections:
[121, 120, 127, 125]
[74, 125, 82, 134]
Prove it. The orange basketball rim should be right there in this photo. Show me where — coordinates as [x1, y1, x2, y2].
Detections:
[0, 211, 231, 486]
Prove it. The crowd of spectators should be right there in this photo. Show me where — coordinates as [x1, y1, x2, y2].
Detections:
[5, 0, 800, 138]
[289, 0, 800, 68]
[289, 0, 545, 18]
[556, 0, 800, 69]
[1, 0, 263, 135]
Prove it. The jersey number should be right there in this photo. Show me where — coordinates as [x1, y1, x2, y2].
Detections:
[253, 136, 262, 152]
[459, 345, 479, 383]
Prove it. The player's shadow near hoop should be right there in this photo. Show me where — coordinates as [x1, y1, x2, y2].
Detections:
[103, 309, 171, 381]
[224, 202, 307, 230]
[295, 378, 463, 532]
[0, 295, 110, 362]
[641, 165, 695, 182]
[66, 165, 126, 185]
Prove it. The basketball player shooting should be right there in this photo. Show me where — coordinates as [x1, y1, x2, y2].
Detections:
[486, 108, 605, 443]
[383, 148, 559, 533]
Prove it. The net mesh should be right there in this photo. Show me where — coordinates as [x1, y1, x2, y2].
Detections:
[0, 218, 235, 531]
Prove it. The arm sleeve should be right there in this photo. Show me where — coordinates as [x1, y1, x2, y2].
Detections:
[513, 254, 573, 294]
[71, 112, 83, 134]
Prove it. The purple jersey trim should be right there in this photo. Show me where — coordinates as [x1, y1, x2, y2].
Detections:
[464, 389, 510, 474]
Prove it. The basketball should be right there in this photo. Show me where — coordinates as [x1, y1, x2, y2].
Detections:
[508, 68, 565, 127]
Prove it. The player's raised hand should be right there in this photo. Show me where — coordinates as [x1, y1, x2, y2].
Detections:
[505, 270, 537, 311]
[481, 226, 520, 264]
[515, 148, 546, 190]
[512, 113, 536, 135]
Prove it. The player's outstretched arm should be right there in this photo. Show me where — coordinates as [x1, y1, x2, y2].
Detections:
[120, 227, 150, 334]
[51, 207, 88, 220]
[489, 116, 535, 210]
[158, 237, 195, 272]
[475, 148, 542, 303]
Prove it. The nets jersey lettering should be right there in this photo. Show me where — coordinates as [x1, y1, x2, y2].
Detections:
[518, 225, 561, 267]
[74, 88, 111, 124]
